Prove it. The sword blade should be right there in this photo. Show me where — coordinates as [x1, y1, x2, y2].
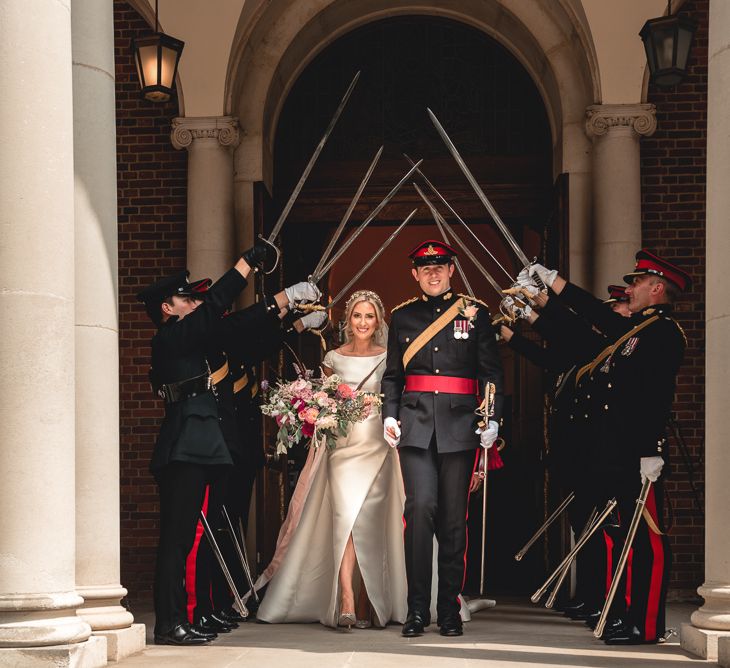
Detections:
[413, 183, 504, 297]
[311, 145, 384, 282]
[404, 153, 514, 283]
[329, 209, 417, 308]
[267, 71, 361, 243]
[316, 160, 423, 280]
[427, 197, 475, 296]
[426, 109, 532, 269]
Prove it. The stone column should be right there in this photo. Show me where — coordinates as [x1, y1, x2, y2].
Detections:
[585, 104, 657, 293]
[0, 0, 104, 665]
[682, 1, 730, 662]
[172, 117, 241, 281]
[71, 0, 145, 661]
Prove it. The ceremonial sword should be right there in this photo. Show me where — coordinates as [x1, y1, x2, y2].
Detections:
[514, 492, 576, 561]
[310, 145, 384, 283]
[429, 202, 475, 297]
[220, 505, 259, 604]
[531, 497, 617, 603]
[326, 208, 418, 310]
[594, 480, 653, 638]
[259, 71, 361, 272]
[199, 511, 248, 617]
[311, 160, 423, 283]
[404, 154, 514, 283]
[413, 183, 504, 297]
[426, 109, 546, 290]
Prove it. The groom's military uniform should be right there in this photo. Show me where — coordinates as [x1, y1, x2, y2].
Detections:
[382, 241, 504, 632]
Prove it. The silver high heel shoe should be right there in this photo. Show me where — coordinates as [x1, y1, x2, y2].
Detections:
[338, 612, 356, 630]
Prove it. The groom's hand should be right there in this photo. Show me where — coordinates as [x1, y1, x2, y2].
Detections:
[384, 417, 401, 448]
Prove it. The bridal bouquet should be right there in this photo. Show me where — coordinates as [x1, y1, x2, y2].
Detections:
[260, 371, 382, 454]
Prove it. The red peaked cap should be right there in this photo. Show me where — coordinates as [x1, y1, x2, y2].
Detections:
[623, 249, 691, 292]
[408, 240, 458, 267]
[604, 284, 629, 303]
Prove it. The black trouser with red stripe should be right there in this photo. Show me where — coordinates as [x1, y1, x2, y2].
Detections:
[154, 462, 217, 635]
[399, 436, 478, 622]
[612, 477, 670, 641]
[210, 460, 258, 610]
[599, 473, 670, 641]
[184, 473, 226, 623]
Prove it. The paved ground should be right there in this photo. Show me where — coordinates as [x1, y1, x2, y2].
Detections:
[120, 599, 701, 667]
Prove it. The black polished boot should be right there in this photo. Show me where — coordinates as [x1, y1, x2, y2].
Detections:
[189, 623, 217, 641]
[154, 623, 210, 646]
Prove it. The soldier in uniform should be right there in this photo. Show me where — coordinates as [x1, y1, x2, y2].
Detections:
[381, 240, 504, 638]
[136, 243, 268, 645]
[525, 250, 690, 644]
[183, 280, 325, 628]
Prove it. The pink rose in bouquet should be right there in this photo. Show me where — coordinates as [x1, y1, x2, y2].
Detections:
[298, 406, 320, 425]
[336, 383, 355, 400]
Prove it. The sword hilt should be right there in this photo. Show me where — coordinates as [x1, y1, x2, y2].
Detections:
[256, 234, 280, 275]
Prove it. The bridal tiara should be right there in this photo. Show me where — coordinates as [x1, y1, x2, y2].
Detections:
[344, 289, 385, 312]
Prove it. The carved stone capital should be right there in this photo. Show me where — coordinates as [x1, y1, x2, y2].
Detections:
[171, 116, 241, 150]
[585, 104, 657, 139]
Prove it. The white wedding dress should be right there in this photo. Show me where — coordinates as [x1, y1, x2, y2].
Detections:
[255, 350, 408, 627]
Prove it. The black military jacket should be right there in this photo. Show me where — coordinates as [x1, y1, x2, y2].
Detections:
[223, 304, 284, 470]
[148, 268, 247, 475]
[382, 291, 504, 453]
[560, 283, 686, 472]
[507, 297, 606, 485]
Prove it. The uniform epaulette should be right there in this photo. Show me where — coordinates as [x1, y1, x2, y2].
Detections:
[391, 297, 419, 313]
[458, 294, 490, 311]
[666, 316, 688, 347]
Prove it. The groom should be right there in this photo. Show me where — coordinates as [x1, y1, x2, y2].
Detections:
[382, 240, 504, 637]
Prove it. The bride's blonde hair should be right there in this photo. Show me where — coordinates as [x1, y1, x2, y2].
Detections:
[343, 290, 388, 347]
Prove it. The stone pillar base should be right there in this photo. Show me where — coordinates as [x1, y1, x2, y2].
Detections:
[680, 623, 730, 661]
[0, 635, 107, 668]
[93, 624, 145, 662]
[719, 636, 730, 667]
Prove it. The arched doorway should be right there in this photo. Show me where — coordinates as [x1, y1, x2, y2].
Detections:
[255, 15, 562, 596]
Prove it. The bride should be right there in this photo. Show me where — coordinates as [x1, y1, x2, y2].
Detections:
[254, 290, 408, 629]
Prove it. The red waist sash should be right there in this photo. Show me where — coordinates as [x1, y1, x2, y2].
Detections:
[404, 375, 477, 395]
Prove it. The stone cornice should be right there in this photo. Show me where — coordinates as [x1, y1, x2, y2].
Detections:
[171, 116, 241, 149]
[585, 104, 657, 138]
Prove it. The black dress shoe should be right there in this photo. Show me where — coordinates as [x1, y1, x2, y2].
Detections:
[402, 611, 428, 638]
[604, 625, 651, 645]
[599, 619, 629, 640]
[438, 616, 463, 637]
[567, 607, 600, 621]
[189, 623, 217, 641]
[154, 623, 210, 645]
[197, 613, 234, 633]
[561, 601, 587, 616]
[217, 607, 247, 623]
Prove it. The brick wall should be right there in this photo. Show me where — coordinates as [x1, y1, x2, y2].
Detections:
[115, 0, 187, 606]
[641, 0, 707, 599]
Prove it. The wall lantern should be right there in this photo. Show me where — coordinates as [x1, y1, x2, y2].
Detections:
[639, 1, 697, 88]
[132, 0, 184, 102]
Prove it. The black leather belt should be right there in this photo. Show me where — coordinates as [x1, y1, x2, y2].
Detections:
[157, 373, 210, 404]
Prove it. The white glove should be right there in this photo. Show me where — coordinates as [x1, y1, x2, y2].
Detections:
[529, 263, 558, 288]
[383, 417, 401, 448]
[298, 310, 328, 330]
[640, 456, 664, 483]
[515, 267, 540, 290]
[477, 420, 499, 449]
[516, 303, 533, 320]
[284, 281, 321, 309]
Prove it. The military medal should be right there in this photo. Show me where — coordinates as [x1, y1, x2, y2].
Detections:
[454, 319, 470, 339]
